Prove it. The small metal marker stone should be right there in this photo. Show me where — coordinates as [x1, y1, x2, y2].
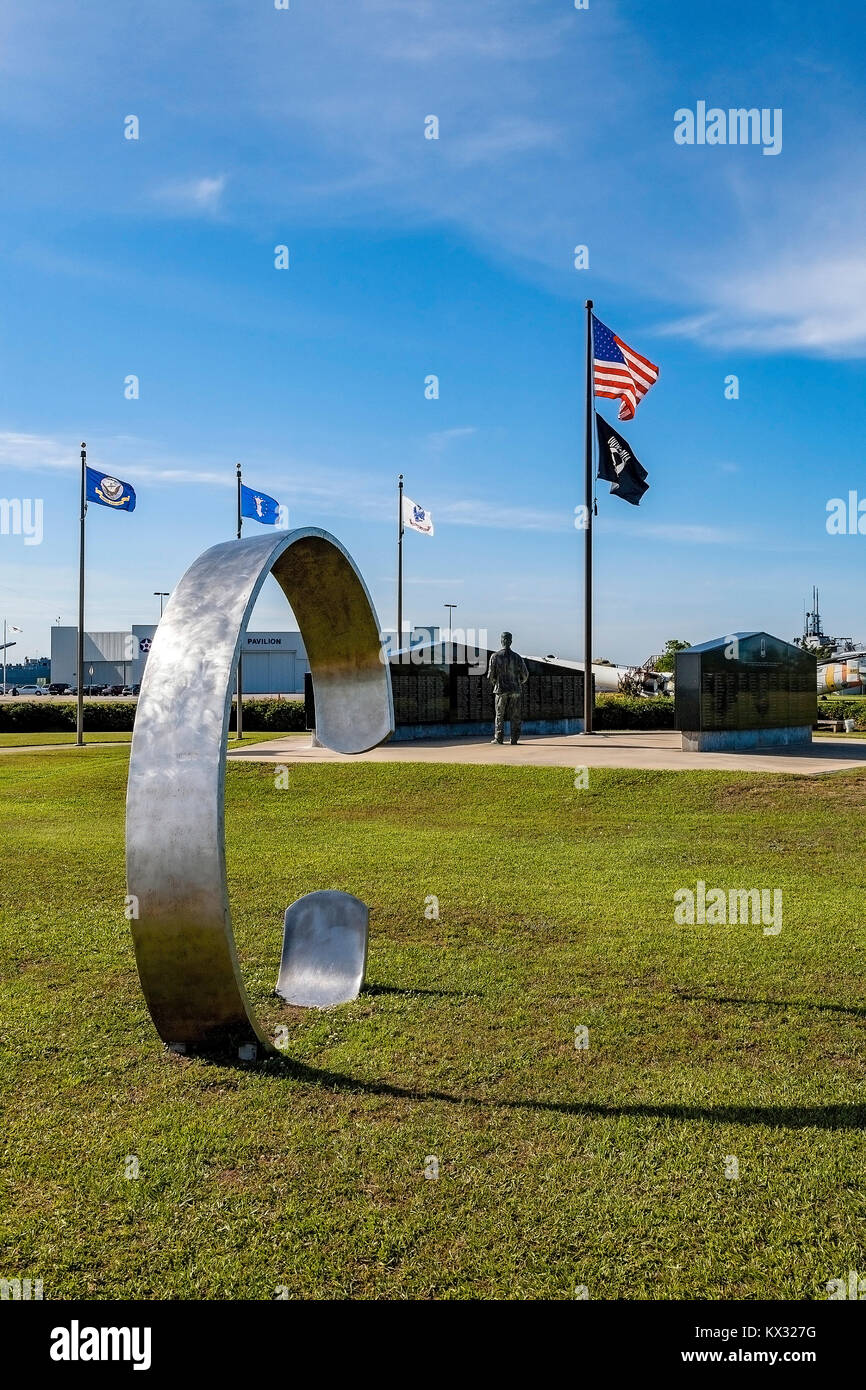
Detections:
[277, 890, 368, 1008]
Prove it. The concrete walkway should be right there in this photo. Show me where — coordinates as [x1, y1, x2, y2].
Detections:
[227, 730, 866, 776]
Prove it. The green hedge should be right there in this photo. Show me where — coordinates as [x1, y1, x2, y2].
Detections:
[229, 699, 305, 732]
[593, 695, 675, 729]
[9, 692, 852, 735]
[592, 694, 862, 732]
[0, 699, 306, 733]
[593, 695, 862, 732]
[815, 697, 866, 729]
[0, 701, 136, 731]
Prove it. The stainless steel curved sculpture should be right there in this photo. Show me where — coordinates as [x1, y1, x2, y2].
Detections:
[125, 528, 394, 1055]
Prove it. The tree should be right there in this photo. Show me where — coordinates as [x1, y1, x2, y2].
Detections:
[654, 639, 692, 673]
[793, 636, 834, 662]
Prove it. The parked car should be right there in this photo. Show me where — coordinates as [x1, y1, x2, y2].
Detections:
[49, 682, 69, 695]
[16, 685, 43, 697]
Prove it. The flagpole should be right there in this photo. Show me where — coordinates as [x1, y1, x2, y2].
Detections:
[76, 442, 87, 746]
[235, 462, 244, 741]
[397, 473, 404, 654]
[583, 300, 595, 735]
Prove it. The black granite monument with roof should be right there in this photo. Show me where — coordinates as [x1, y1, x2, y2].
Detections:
[675, 631, 816, 752]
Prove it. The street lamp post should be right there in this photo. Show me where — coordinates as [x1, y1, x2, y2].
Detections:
[154, 592, 170, 620]
[2, 621, 22, 696]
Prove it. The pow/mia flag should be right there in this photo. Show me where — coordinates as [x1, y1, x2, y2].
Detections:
[595, 412, 649, 506]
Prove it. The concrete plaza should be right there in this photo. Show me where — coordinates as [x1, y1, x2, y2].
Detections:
[227, 730, 866, 777]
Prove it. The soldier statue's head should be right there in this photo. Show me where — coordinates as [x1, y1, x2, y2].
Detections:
[500, 631, 513, 649]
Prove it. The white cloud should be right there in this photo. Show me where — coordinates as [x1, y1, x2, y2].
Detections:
[0, 433, 752, 547]
[0, 430, 402, 523]
[406, 576, 465, 586]
[152, 175, 227, 215]
[438, 499, 564, 532]
[425, 427, 478, 452]
[436, 502, 740, 542]
[0, 432, 73, 473]
[629, 522, 739, 545]
[660, 252, 866, 356]
[0, 432, 232, 485]
[449, 116, 561, 167]
[4, 1, 866, 361]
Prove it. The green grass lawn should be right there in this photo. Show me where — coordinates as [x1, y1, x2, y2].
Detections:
[1, 746, 864, 1300]
[0, 731, 134, 746]
[0, 730, 293, 748]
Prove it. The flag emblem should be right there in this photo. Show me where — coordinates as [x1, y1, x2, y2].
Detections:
[99, 477, 124, 504]
[592, 314, 659, 421]
[240, 482, 283, 526]
[402, 495, 434, 535]
[86, 466, 136, 512]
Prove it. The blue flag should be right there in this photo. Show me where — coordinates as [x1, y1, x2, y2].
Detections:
[241, 482, 283, 525]
[86, 466, 136, 512]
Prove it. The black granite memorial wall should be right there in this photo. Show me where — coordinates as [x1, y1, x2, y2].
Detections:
[305, 644, 585, 736]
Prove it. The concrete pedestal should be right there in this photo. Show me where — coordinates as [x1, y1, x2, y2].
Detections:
[680, 725, 812, 753]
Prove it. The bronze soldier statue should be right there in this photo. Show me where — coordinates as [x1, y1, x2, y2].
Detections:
[487, 631, 529, 744]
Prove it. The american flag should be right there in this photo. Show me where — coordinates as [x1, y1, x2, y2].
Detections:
[592, 314, 659, 421]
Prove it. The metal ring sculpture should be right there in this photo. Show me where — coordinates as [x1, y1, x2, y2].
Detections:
[125, 528, 394, 1055]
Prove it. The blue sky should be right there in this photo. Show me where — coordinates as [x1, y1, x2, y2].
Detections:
[2, 0, 865, 664]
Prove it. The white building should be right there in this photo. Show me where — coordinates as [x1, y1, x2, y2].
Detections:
[235, 631, 310, 693]
[50, 627, 310, 694]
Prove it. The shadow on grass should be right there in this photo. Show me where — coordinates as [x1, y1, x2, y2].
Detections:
[217, 1055, 866, 1131]
[363, 983, 483, 999]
